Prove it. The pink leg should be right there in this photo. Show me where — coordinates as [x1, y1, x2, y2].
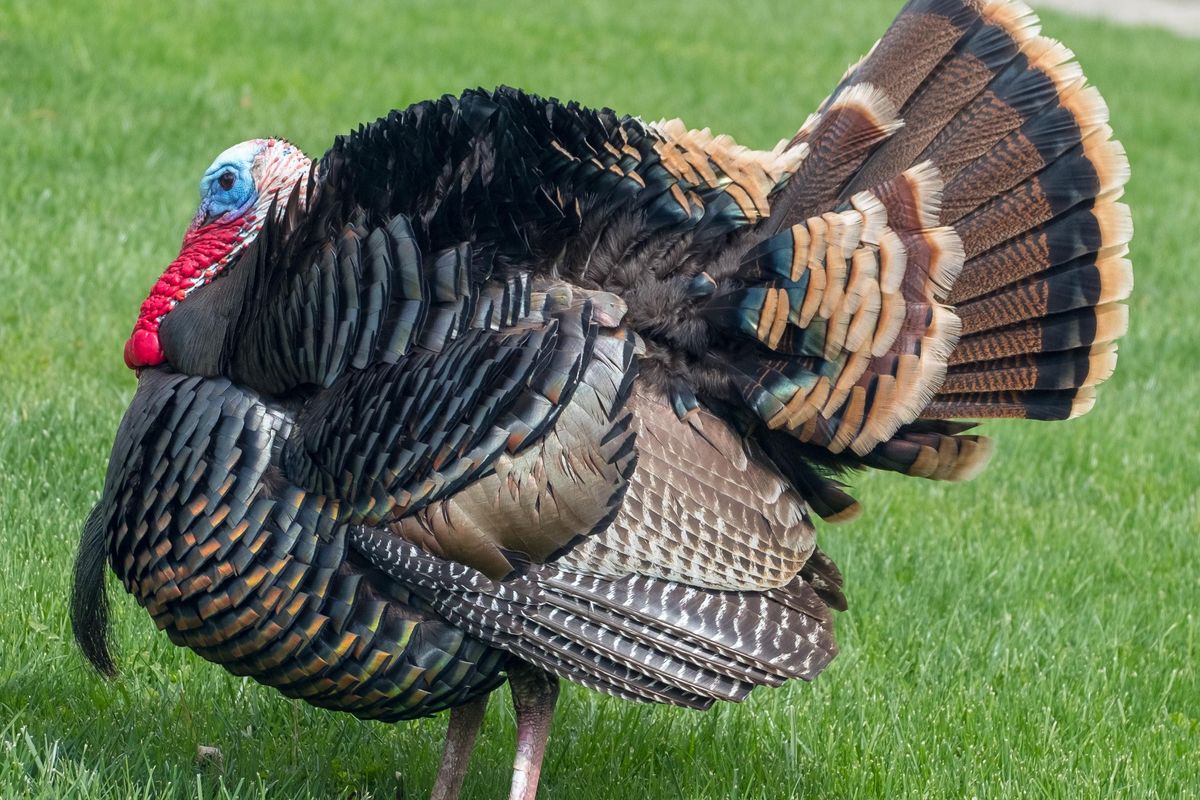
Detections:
[429, 694, 489, 800]
[507, 664, 560, 800]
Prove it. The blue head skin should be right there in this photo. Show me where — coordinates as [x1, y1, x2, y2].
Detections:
[191, 140, 264, 229]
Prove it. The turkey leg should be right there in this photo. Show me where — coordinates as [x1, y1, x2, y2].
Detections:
[507, 663, 560, 800]
[429, 693, 489, 800]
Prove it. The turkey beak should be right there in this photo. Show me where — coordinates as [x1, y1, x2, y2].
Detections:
[190, 200, 214, 231]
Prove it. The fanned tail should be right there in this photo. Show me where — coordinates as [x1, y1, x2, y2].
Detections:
[701, 0, 1130, 502]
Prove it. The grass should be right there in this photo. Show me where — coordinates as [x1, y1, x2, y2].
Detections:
[1, 0, 1197, 797]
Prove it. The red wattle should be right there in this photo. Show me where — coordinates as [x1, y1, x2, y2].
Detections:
[124, 216, 248, 371]
[124, 329, 165, 369]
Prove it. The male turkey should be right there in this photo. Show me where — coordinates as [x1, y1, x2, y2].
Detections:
[72, 1, 1132, 798]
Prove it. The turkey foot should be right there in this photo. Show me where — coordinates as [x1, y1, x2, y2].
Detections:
[507, 663, 560, 800]
[430, 693, 489, 800]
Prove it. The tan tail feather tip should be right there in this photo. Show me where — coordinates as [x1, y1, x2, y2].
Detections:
[944, 436, 995, 482]
[850, 190, 889, 244]
[844, 283, 883, 354]
[930, 434, 969, 480]
[1084, 136, 1132, 198]
[926, 227, 966, 301]
[1027, 39, 1091, 113]
[900, 161, 945, 230]
[1094, 302, 1130, 345]
[918, 305, 960, 371]
[828, 385, 868, 453]
[823, 500, 862, 524]
[1095, 201, 1134, 252]
[878, 230, 907, 294]
[912, 304, 964, 407]
[1096, 254, 1134, 305]
[905, 442, 942, 478]
[831, 82, 904, 138]
[1068, 385, 1098, 419]
[1084, 342, 1119, 388]
[828, 209, 863, 260]
[1028, 38, 1079, 78]
[1065, 85, 1113, 141]
[858, 375, 898, 448]
[926, 304, 964, 367]
[982, 0, 1041, 45]
[819, 242, 847, 320]
[872, 292, 908, 357]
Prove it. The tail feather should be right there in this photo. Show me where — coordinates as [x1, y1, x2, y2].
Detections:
[942, 342, 1117, 393]
[923, 386, 1095, 421]
[771, 84, 902, 230]
[72, 503, 117, 678]
[705, 0, 1130, 492]
[956, 251, 1132, 336]
[861, 420, 995, 480]
[948, 302, 1129, 365]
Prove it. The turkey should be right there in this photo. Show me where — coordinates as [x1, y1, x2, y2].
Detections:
[71, 1, 1132, 798]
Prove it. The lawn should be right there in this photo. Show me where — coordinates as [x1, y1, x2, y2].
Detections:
[0, 0, 1197, 797]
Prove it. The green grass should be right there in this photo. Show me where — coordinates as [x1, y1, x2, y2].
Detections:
[1, 0, 1197, 797]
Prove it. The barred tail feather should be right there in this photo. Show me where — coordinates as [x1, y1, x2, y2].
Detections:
[716, 0, 1129, 495]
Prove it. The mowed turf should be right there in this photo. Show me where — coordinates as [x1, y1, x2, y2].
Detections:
[1, 1, 1197, 797]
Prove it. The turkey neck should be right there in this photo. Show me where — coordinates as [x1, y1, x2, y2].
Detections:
[96, 369, 506, 720]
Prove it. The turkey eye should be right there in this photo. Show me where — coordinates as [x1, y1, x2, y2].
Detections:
[218, 171, 237, 190]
